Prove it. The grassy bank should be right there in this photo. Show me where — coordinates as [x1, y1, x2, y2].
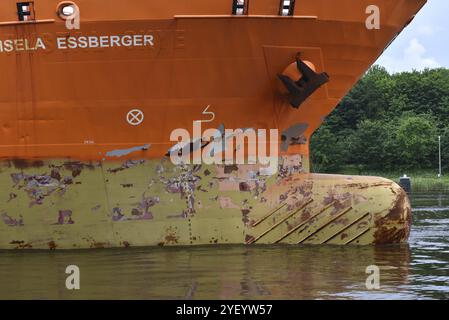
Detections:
[332, 167, 449, 193]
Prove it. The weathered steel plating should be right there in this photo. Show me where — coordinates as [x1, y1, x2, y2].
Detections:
[0, 157, 411, 249]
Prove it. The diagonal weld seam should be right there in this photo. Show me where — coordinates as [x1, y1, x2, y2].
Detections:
[320, 212, 371, 244]
[252, 203, 288, 227]
[297, 206, 353, 244]
[345, 228, 371, 245]
[274, 200, 336, 244]
[247, 199, 314, 244]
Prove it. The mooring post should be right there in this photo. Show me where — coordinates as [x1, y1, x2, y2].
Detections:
[399, 175, 412, 194]
[438, 135, 442, 178]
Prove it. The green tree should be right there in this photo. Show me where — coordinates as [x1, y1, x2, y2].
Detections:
[439, 126, 449, 171]
[350, 119, 397, 170]
[310, 67, 449, 173]
[395, 114, 438, 169]
[310, 126, 350, 173]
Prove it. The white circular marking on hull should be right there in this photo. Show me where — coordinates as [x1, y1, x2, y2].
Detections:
[127, 109, 145, 126]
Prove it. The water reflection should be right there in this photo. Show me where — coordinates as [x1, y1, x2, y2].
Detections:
[0, 193, 448, 300]
[0, 245, 412, 300]
[407, 195, 449, 300]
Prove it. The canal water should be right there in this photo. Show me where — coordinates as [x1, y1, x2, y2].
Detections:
[0, 193, 448, 300]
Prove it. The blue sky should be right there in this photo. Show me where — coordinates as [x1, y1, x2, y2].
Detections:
[376, 0, 449, 73]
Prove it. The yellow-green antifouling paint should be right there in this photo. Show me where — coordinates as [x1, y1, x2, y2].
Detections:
[0, 156, 411, 250]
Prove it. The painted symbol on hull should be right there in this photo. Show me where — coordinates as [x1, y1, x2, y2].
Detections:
[194, 105, 215, 123]
[127, 109, 145, 126]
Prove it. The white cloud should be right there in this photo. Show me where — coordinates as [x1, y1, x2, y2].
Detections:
[377, 38, 440, 73]
[416, 25, 436, 36]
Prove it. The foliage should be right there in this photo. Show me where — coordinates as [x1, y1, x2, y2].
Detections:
[311, 66, 449, 173]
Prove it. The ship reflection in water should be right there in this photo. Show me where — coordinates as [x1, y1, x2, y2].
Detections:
[0, 193, 448, 300]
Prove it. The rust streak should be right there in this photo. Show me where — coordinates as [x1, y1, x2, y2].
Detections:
[374, 188, 412, 244]
[48, 241, 57, 250]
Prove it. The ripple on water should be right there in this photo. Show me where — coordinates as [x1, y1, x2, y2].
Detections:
[0, 193, 448, 299]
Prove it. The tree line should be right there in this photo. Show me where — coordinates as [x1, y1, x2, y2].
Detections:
[310, 66, 449, 173]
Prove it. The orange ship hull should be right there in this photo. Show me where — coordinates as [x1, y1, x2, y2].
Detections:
[0, 0, 425, 249]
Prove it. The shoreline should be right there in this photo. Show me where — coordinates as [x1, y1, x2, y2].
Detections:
[330, 167, 449, 193]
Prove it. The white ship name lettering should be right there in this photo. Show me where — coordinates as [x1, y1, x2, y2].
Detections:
[0, 34, 155, 54]
[0, 38, 46, 53]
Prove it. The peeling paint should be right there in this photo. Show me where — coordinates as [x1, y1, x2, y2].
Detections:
[278, 155, 304, 179]
[131, 195, 160, 220]
[1, 212, 24, 227]
[7, 193, 17, 202]
[0, 157, 412, 249]
[106, 144, 151, 158]
[112, 207, 125, 222]
[219, 197, 240, 209]
[57, 210, 75, 225]
[91, 204, 101, 212]
[108, 160, 146, 173]
[10, 240, 33, 249]
[10, 171, 75, 207]
[10, 159, 44, 169]
[281, 123, 309, 151]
